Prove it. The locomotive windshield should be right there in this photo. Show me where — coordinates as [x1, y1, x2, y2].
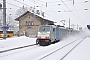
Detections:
[39, 26, 50, 32]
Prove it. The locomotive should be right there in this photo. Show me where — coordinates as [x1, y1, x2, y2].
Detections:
[36, 25, 75, 46]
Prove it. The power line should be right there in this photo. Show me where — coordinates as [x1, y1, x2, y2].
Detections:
[7, 0, 88, 26]
[37, 0, 90, 6]
[35, 0, 84, 24]
[32, 0, 65, 20]
[71, 0, 89, 25]
[68, 0, 86, 25]
[7, 1, 63, 23]
[7, 2, 21, 8]
[37, 0, 72, 3]
[72, 5, 85, 25]
[61, 0, 84, 26]
[69, 1, 90, 5]
[14, 0, 32, 7]
[36, 0, 89, 22]
[28, 0, 65, 22]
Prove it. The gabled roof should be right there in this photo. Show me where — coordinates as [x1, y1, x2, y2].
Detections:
[15, 11, 31, 21]
[15, 11, 54, 23]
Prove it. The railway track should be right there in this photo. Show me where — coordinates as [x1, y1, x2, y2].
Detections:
[60, 36, 87, 60]
[0, 44, 37, 53]
[38, 36, 88, 60]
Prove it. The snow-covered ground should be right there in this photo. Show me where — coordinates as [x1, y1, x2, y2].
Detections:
[0, 30, 90, 60]
[0, 36, 36, 51]
[63, 37, 90, 60]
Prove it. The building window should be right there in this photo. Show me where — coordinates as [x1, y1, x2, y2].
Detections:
[28, 16, 30, 18]
[25, 21, 34, 26]
[26, 21, 28, 25]
[31, 21, 34, 25]
[29, 21, 31, 25]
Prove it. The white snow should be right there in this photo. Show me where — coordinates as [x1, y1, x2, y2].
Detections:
[0, 36, 36, 51]
[63, 37, 90, 60]
[0, 30, 90, 60]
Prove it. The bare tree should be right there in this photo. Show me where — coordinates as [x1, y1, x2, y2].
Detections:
[6, 14, 15, 25]
[6, 14, 14, 30]
[15, 6, 44, 18]
[15, 6, 29, 17]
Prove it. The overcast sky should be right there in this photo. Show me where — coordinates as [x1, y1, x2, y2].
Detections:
[1, 0, 90, 29]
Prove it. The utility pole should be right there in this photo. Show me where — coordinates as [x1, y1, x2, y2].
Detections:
[77, 24, 78, 30]
[68, 18, 71, 35]
[0, 3, 2, 26]
[69, 18, 70, 29]
[3, 0, 6, 39]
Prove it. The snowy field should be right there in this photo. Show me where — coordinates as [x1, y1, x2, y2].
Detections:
[0, 30, 90, 60]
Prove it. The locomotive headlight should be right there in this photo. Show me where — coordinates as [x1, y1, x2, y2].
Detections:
[45, 36, 49, 39]
[38, 36, 41, 39]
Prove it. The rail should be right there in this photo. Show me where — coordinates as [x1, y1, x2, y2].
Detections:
[0, 44, 37, 53]
[39, 36, 88, 60]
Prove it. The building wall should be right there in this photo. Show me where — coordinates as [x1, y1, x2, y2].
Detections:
[17, 12, 54, 37]
[19, 13, 41, 37]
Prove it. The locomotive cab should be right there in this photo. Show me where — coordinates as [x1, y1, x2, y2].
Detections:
[36, 25, 56, 46]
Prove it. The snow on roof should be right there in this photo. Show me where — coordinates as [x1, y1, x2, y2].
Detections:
[15, 11, 54, 23]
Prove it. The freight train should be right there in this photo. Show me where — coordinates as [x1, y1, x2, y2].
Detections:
[36, 25, 77, 46]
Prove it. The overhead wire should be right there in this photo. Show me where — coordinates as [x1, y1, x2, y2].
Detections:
[7, 2, 21, 8]
[6, 2, 22, 15]
[33, 0, 65, 21]
[37, 0, 72, 3]
[14, 0, 84, 23]
[8, 0, 88, 21]
[7, 0, 88, 26]
[35, 0, 90, 24]
[17, 0, 64, 22]
[30, 1, 62, 17]
[66, 1, 90, 5]
[71, 2, 86, 25]
[61, 0, 85, 26]
[7, 1, 33, 13]
[5, 0, 90, 9]
[29, 0, 69, 23]
[6, 2, 27, 18]
[7, 0, 34, 16]
[14, 0, 32, 7]
[37, 0, 90, 6]
[72, 0, 90, 25]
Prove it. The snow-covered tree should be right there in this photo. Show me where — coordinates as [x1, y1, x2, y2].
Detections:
[15, 6, 30, 17]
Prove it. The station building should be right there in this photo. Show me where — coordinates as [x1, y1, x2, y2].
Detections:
[15, 11, 54, 37]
